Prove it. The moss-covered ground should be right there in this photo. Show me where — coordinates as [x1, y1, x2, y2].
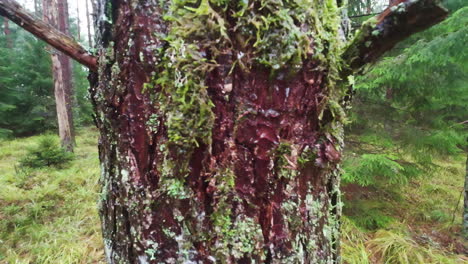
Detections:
[0, 127, 466, 263]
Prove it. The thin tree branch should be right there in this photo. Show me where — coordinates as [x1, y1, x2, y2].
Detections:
[0, 0, 97, 71]
[349, 12, 382, 18]
[343, 0, 448, 72]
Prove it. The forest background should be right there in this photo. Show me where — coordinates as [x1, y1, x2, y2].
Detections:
[0, 0, 466, 263]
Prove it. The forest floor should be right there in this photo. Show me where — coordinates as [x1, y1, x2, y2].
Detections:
[0, 127, 466, 263]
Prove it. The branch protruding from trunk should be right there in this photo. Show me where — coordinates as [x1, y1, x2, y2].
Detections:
[0, 0, 97, 70]
[343, 0, 448, 71]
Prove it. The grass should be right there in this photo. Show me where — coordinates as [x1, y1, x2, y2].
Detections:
[0, 127, 466, 263]
[0, 128, 104, 263]
[341, 147, 468, 263]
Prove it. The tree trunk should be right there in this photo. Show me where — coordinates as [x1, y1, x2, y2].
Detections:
[34, 0, 39, 15]
[85, 0, 448, 262]
[85, 0, 92, 48]
[3, 17, 12, 48]
[91, 1, 344, 263]
[464, 142, 468, 238]
[75, 2, 80, 41]
[0, 0, 447, 262]
[3, 17, 9, 35]
[43, 0, 75, 152]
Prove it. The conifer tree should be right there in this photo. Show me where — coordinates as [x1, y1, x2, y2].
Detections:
[345, 6, 467, 186]
[0, 18, 55, 137]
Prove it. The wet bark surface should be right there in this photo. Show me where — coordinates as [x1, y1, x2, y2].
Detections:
[90, 1, 343, 263]
[86, 0, 448, 263]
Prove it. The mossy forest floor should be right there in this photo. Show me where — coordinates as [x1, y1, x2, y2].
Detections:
[0, 127, 466, 263]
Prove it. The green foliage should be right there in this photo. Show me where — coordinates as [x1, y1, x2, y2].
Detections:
[73, 61, 94, 127]
[353, 210, 394, 231]
[342, 149, 465, 263]
[0, 17, 93, 138]
[341, 217, 371, 264]
[345, 6, 468, 187]
[344, 198, 395, 230]
[19, 135, 74, 168]
[0, 23, 55, 137]
[0, 128, 103, 263]
[343, 153, 406, 186]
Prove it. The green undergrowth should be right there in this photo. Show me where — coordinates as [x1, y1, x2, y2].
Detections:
[0, 127, 466, 263]
[342, 139, 467, 263]
[0, 128, 104, 263]
[19, 135, 74, 169]
[341, 217, 466, 264]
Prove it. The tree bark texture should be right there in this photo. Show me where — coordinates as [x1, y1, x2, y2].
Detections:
[91, 1, 345, 263]
[43, 0, 75, 152]
[85, 0, 449, 263]
[343, 0, 447, 71]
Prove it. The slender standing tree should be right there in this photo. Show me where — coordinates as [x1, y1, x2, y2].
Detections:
[2, 16, 11, 47]
[85, 0, 92, 48]
[75, 0, 79, 41]
[464, 141, 468, 238]
[42, 0, 75, 151]
[34, 0, 39, 15]
[3, 16, 8, 35]
[0, 0, 448, 262]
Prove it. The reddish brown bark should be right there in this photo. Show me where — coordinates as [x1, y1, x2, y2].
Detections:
[43, 0, 75, 152]
[86, 0, 448, 263]
[0, 0, 97, 70]
[90, 0, 340, 262]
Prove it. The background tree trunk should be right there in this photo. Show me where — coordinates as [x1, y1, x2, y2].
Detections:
[85, 0, 92, 48]
[34, 0, 40, 16]
[3, 18, 12, 48]
[464, 142, 468, 238]
[75, 2, 79, 41]
[43, 0, 75, 152]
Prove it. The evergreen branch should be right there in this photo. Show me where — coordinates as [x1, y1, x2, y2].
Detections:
[343, 0, 448, 72]
[0, 0, 97, 71]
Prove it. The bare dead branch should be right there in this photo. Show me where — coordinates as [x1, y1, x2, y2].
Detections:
[343, 0, 448, 72]
[0, 0, 97, 70]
